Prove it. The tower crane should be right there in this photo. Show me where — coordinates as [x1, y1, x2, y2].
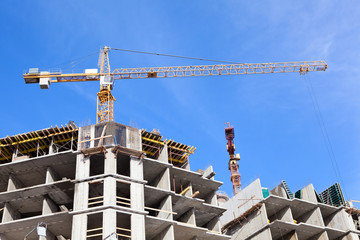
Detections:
[225, 122, 241, 195]
[23, 46, 327, 124]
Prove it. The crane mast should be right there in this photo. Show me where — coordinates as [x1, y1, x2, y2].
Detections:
[97, 46, 115, 123]
[23, 46, 328, 124]
[225, 123, 241, 195]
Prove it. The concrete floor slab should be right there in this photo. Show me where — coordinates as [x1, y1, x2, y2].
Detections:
[324, 227, 347, 240]
[172, 194, 226, 227]
[318, 203, 342, 219]
[170, 167, 222, 195]
[0, 151, 76, 188]
[144, 185, 173, 207]
[0, 179, 73, 205]
[0, 212, 72, 240]
[145, 215, 174, 239]
[143, 158, 170, 187]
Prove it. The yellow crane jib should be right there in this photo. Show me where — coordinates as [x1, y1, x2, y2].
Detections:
[23, 46, 328, 123]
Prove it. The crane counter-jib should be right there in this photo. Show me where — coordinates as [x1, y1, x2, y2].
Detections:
[23, 60, 327, 84]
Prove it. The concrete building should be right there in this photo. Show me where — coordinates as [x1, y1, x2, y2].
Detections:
[0, 122, 229, 240]
[220, 179, 360, 240]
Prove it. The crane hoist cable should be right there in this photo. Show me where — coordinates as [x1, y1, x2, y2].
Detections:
[302, 74, 347, 199]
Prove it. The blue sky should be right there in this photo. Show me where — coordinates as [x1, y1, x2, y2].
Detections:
[1, 1, 359, 203]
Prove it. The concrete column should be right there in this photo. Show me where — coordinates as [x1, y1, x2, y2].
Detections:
[104, 151, 117, 174]
[73, 182, 89, 211]
[130, 156, 143, 180]
[178, 208, 196, 225]
[130, 156, 145, 240]
[156, 168, 171, 190]
[300, 184, 318, 203]
[74, 154, 90, 211]
[205, 217, 222, 233]
[298, 207, 324, 226]
[2, 203, 20, 223]
[281, 230, 298, 240]
[205, 190, 218, 205]
[269, 206, 293, 223]
[340, 233, 358, 240]
[56, 236, 67, 240]
[230, 204, 269, 240]
[270, 183, 288, 198]
[49, 139, 55, 154]
[158, 144, 168, 162]
[184, 183, 193, 198]
[251, 228, 272, 240]
[71, 214, 87, 240]
[103, 209, 117, 239]
[327, 209, 357, 231]
[75, 154, 90, 180]
[45, 167, 60, 183]
[131, 213, 145, 240]
[313, 231, 329, 240]
[42, 196, 58, 215]
[103, 177, 116, 206]
[153, 225, 175, 240]
[130, 156, 144, 210]
[7, 174, 24, 191]
[202, 166, 215, 180]
[158, 195, 173, 220]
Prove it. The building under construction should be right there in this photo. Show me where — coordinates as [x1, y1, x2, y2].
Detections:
[0, 121, 359, 240]
[0, 47, 358, 239]
[0, 121, 228, 240]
